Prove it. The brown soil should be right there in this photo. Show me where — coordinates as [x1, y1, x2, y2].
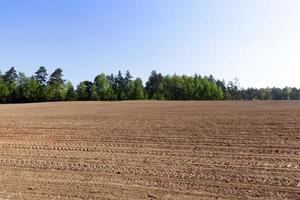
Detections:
[0, 101, 298, 199]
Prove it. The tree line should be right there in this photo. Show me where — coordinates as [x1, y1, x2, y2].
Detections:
[0, 66, 298, 103]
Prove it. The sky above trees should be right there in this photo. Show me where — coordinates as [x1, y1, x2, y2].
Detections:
[0, 0, 299, 88]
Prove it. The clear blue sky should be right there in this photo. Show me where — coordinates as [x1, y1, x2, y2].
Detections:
[0, 0, 299, 88]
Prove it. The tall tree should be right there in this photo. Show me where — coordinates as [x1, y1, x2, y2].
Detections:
[271, 87, 283, 100]
[94, 73, 114, 100]
[3, 67, 18, 102]
[216, 79, 226, 94]
[76, 81, 97, 100]
[76, 81, 89, 100]
[48, 68, 64, 86]
[48, 68, 65, 101]
[24, 77, 40, 102]
[290, 87, 299, 100]
[34, 67, 49, 101]
[115, 71, 126, 100]
[108, 74, 117, 100]
[34, 66, 48, 84]
[3, 67, 18, 83]
[131, 78, 144, 100]
[0, 71, 9, 102]
[258, 88, 272, 100]
[226, 78, 240, 100]
[65, 81, 77, 101]
[124, 70, 133, 99]
[146, 71, 164, 100]
[17, 72, 28, 102]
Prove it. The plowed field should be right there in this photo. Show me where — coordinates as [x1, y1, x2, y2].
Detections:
[0, 101, 299, 200]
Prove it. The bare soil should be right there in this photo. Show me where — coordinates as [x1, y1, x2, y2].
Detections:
[0, 101, 299, 199]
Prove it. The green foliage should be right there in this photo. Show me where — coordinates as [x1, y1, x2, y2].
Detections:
[3, 67, 18, 83]
[146, 71, 164, 100]
[124, 70, 132, 100]
[0, 66, 297, 102]
[3, 67, 18, 102]
[226, 78, 240, 100]
[76, 81, 97, 101]
[131, 78, 144, 100]
[94, 73, 114, 100]
[22, 77, 40, 102]
[65, 81, 77, 101]
[115, 71, 126, 100]
[48, 68, 65, 101]
[48, 68, 64, 86]
[76, 81, 89, 100]
[0, 75, 9, 102]
[34, 66, 48, 84]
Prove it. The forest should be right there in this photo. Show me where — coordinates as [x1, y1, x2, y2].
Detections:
[0, 66, 298, 103]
